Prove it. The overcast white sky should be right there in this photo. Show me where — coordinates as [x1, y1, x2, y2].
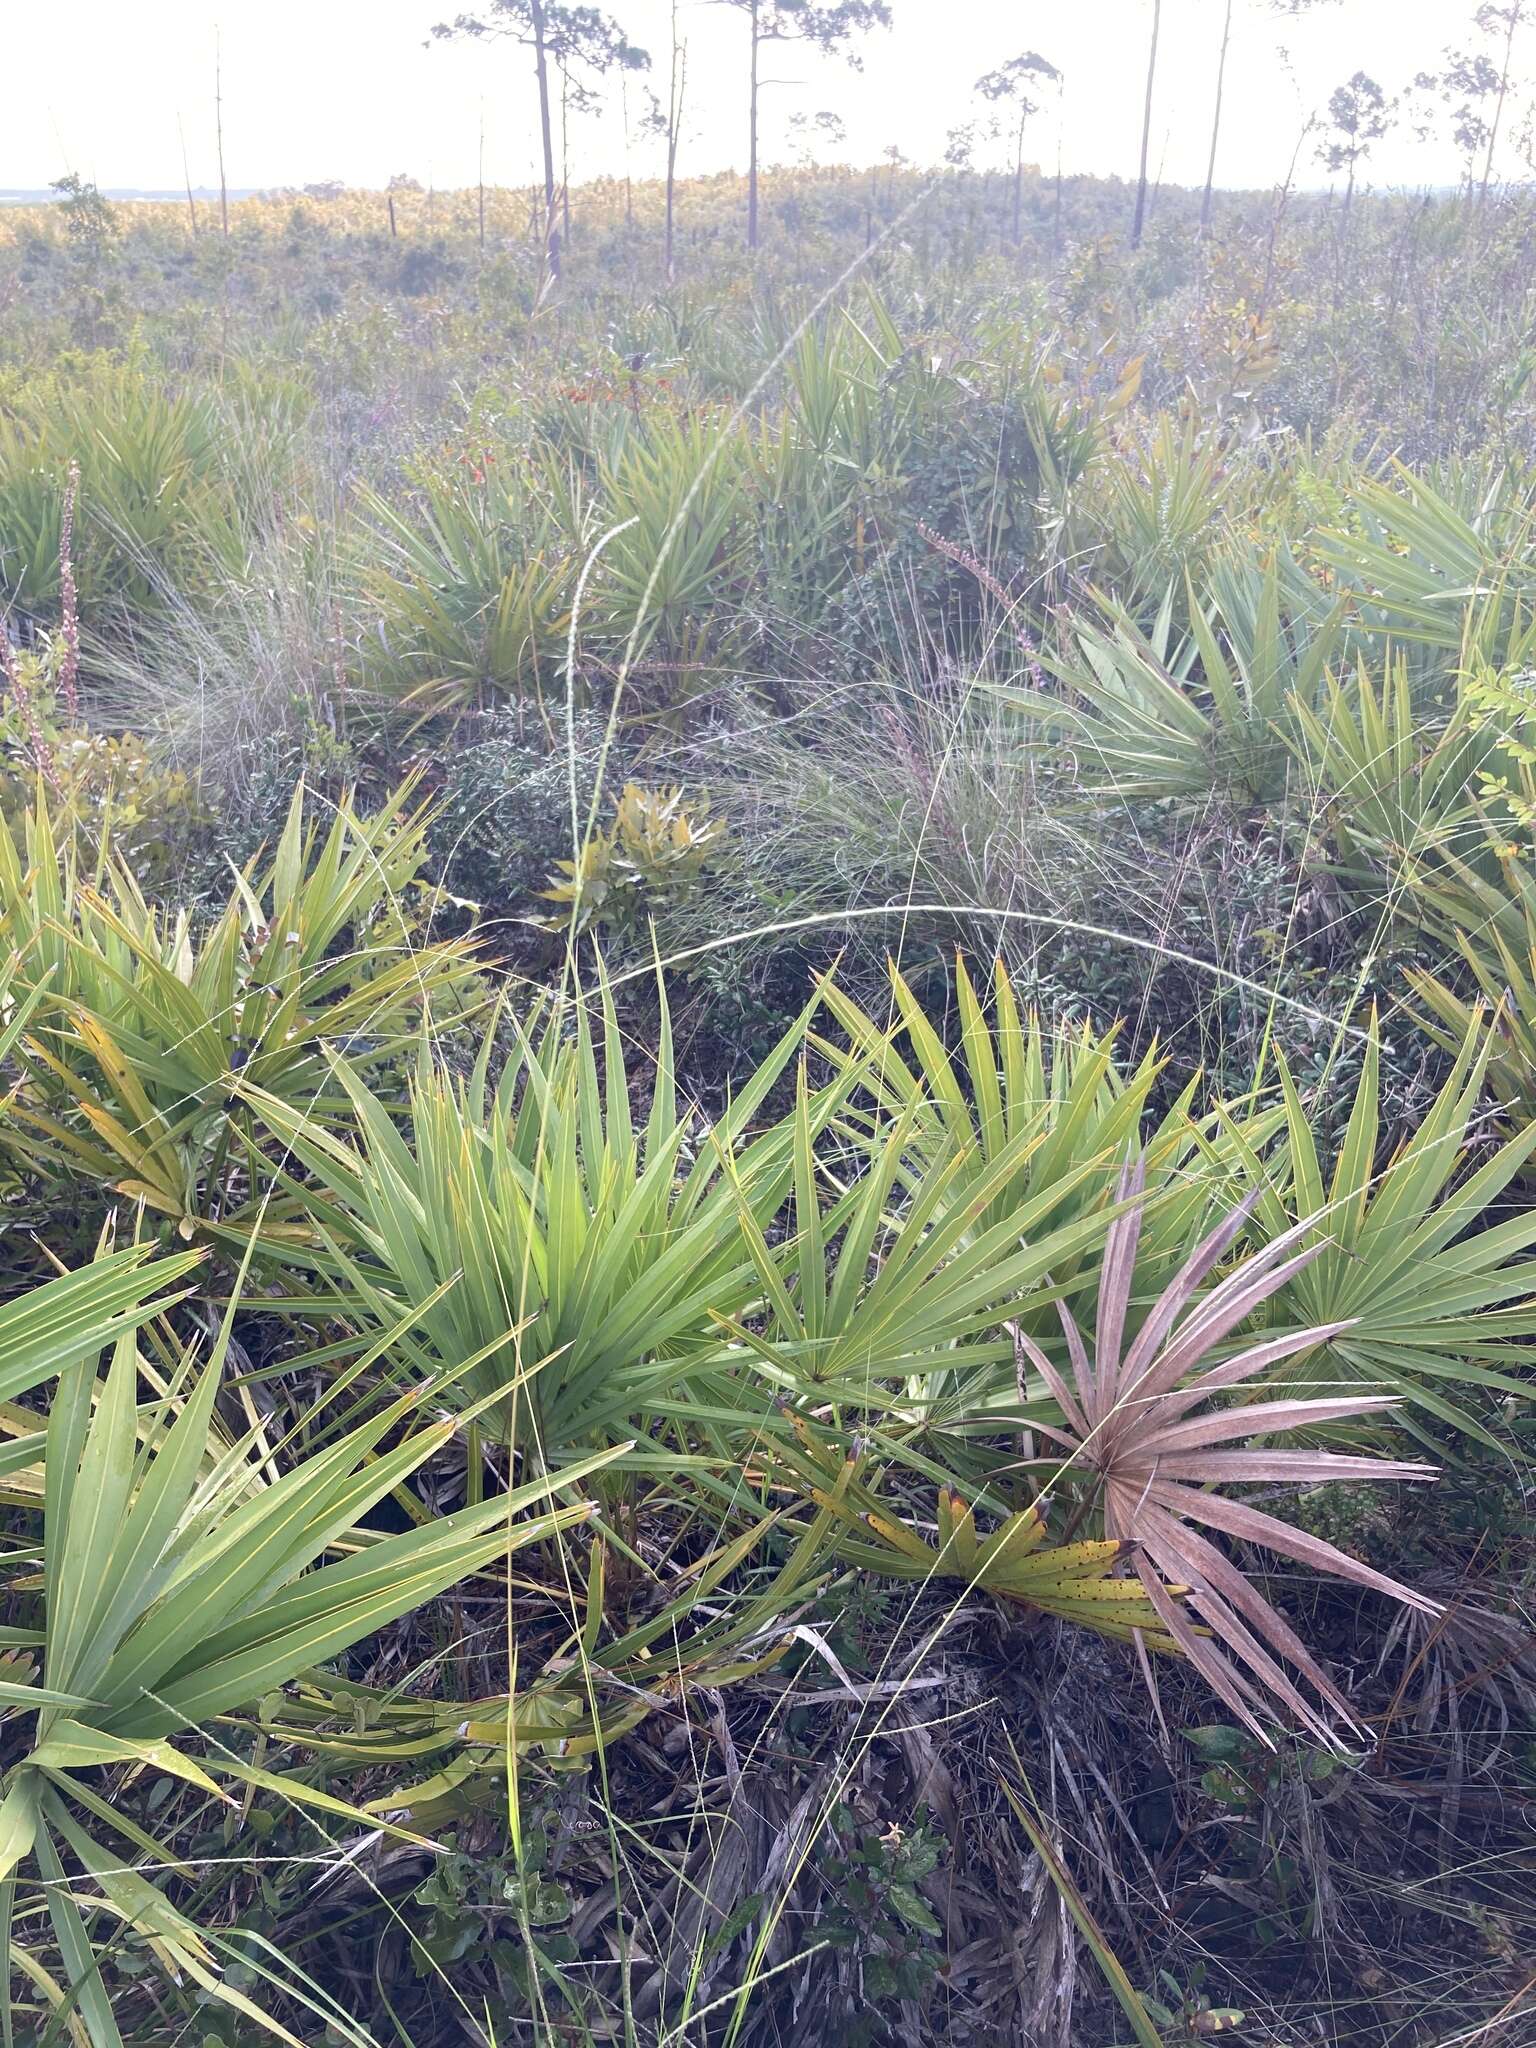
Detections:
[3, 0, 1523, 197]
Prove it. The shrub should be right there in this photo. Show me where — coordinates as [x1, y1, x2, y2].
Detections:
[424, 707, 621, 916]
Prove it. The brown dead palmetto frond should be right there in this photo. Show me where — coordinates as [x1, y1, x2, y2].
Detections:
[1018, 1158, 1439, 1743]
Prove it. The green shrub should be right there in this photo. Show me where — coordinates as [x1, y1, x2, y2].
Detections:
[425, 708, 620, 915]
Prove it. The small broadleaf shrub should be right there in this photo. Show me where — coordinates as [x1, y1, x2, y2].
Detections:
[543, 782, 726, 934]
[0, 657, 205, 881]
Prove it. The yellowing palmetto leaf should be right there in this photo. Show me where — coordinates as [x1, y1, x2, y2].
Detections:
[763, 1417, 1184, 1650]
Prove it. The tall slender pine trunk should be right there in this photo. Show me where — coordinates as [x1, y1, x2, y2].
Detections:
[1479, 4, 1520, 206]
[560, 65, 572, 250]
[1200, 0, 1234, 233]
[1131, 0, 1161, 248]
[1012, 107, 1026, 244]
[622, 77, 633, 229]
[747, 0, 761, 249]
[215, 29, 229, 239]
[530, 0, 560, 276]
[665, 3, 685, 277]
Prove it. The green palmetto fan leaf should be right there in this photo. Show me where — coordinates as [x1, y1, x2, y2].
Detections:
[1286, 657, 1503, 904]
[1095, 411, 1231, 608]
[239, 970, 856, 1459]
[1409, 948, 1536, 1137]
[33, 1345, 610, 1744]
[0, 1237, 202, 1412]
[0, 945, 54, 1080]
[0, 796, 104, 1017]
[0, 1279, 618, 2046]
[1227, 1017, 1536, 1448]
[1312, 462, 1536, 663]
[1016, 1156, 1437, 1743]
[995, 550, 1343, 806]
[801, 958, 1286, 1448]
[814, 956, 1171, 1234]
[598, 410, 752, 659]
[0, 1232, 210, 1513]
[1, 778, 483, 1229]
[358, 474, 574, 717]
[815, 955, 1279, 1287]
[0, 369, 243, 615]
[712, 1065, 1160, 1429]
[1402, 807, 1536, 958]
[1394, 760, 1536, 1128]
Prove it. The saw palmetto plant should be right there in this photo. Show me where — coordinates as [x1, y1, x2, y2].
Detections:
[712, 1057, 1151, 1428]
[1230, 1020, 1536, 1448]
[0, 779, 483, 1231]
[1288, 657, 1500, 899]
[240, 975, 855, 1463]
[0, 1287, 614, 2046]
[997, 550, 1343, 807]
[0, 369, 244, 616]
[358, 475, 575, 719]
[815, 956, 1275, 1263]
[1409, 927, 1536, 1134]
[1091, 411, 1233, 612]
[596, 410, 753, 665]
[1311, 462, 1536, 667]
[1014, 1157, 1437, 1742]
[0, 1232, 202, 1422]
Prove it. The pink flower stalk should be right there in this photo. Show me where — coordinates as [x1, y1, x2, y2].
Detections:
[58, 460, 82, 725]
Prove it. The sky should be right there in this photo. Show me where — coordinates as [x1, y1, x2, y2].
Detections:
[2, 0, 1524, 199]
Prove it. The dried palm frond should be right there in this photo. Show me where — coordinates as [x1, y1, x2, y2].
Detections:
[1018, 1158, 1439, 1742]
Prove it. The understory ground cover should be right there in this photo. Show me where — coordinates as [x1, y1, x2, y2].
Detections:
[0, 164, 1535, 2044]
